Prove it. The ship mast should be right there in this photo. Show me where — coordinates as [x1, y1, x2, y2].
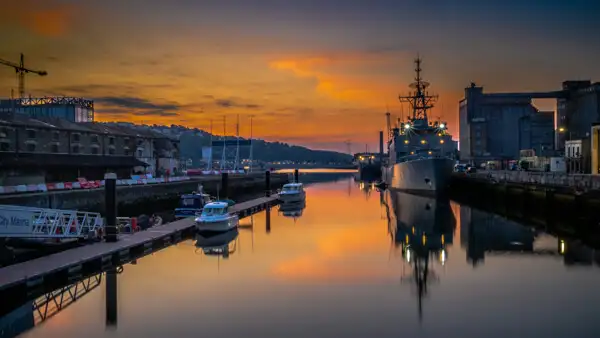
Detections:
[398, 56, 438, 123]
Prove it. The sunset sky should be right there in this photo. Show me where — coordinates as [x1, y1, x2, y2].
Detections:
[1, 0, 599, 152]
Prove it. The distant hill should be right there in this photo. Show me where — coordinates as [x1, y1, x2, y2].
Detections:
[104, 123, 353, 167]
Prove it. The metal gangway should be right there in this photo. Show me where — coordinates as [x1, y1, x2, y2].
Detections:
[0, 205, 103, 239]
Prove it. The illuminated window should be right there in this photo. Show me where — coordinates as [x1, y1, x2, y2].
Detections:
[440, 140, 445, 144]
[420, 140, 426, 144]
[404, 140, 409, 144]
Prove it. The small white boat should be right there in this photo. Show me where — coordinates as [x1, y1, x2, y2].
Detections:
[194, 202, 239, 232]
[279, 183, 306, 203]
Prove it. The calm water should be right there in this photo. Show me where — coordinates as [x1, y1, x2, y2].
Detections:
[5, 173, 600, 338]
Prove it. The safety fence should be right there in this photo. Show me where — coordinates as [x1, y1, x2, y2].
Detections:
[0, 169, 246, 195]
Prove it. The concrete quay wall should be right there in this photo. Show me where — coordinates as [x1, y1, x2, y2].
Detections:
[464, 170, 600, 190]
[0, 173, 289, 214]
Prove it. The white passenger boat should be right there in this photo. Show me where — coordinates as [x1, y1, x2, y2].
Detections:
[278, 183, 306, 203]
[194, 202, 239, 232]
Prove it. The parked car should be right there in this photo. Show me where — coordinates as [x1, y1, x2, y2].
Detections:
[466, 165, 477, 173]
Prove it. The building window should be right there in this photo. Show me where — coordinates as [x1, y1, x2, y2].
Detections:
[137, 139, 144, 146]
[91, 135, 99, 143]
[52, 131, 59, 141]
[108, 148, 115, 155]
[26, 143, 35, 152]
[0, 128, 8, 138]
[109, 137, 115, 145]
[72, 133, 80, 142]
[137, 149, 143, 157]
[72, 145, 80, 154]
[26, 129, 36, 139]
[51, 144, 59, 153]
[91, 147, 99, 155]
[0, 142, 9, 151]
[124, 149, 130, 156]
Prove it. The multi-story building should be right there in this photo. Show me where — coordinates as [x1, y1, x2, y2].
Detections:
[0, 97, 94, 122]
[557, 81, 600, 151]
[0, 112, 179, 185]
[565, 139, 589, 173]
[102, 123, 180, 176]
[459, 83, 557, 165]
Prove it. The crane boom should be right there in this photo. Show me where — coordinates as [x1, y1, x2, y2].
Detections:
[0, 53, 48, 99]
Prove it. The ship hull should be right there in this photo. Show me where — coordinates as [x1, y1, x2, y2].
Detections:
[383, 157, 454, 194]
[358, 163, 382, 181]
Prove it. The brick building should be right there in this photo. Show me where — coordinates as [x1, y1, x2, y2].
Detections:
[0, 112, 179, 185]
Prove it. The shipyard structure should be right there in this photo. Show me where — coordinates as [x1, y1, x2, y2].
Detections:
[459, 81, 600, 173]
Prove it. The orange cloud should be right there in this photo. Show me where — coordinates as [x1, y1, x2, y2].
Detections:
[2, 0, 77, 37]
[269, 52, 404, 103]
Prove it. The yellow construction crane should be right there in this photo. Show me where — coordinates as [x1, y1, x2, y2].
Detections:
[0, 53, 48, 99]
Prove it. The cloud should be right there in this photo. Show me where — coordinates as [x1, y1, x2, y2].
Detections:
[2, 0, 78, 37]
[95, 96, 180, 117]
[269, 50, 406, 102]
[214, 98, 262, 109]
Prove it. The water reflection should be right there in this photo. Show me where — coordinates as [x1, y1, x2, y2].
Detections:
[0, 272, 106, 337]
[383, 190, 455, 320]
[194, 229, 239, 258]
[459, 206, 600, 267]
[5, 174, 600, 338]
[278, 201, 306, 221]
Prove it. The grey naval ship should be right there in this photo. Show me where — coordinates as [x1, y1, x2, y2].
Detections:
[382, 57, 456, 194]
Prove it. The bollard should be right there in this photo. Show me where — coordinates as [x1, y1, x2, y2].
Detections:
[104, 173, 118, 242]
[105, 267, 118, 328]
[265, 170, 271, 197]
[294, 169, 299, 183]
[266, 205, 271, 234]
[221, 172, 229, 199]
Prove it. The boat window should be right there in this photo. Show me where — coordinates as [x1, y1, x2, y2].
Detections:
[181, 198, 197, 206]
[282, 186, 296, 191]
[202, 207, 226, 216]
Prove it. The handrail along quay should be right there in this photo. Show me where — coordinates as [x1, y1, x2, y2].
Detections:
[0, 195, 280, 307]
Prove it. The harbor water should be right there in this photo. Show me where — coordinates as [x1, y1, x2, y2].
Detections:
[4, 171, 600, 338]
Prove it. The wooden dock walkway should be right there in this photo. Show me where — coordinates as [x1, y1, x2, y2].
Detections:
[0, 195, 279, 297]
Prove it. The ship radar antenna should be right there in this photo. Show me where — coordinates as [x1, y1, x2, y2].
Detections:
[399, 55, 438, 122]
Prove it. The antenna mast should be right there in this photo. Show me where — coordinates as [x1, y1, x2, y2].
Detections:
[249, 115, 254, 172]
[220, 116, 227, 171]
[398, 56, 438, 122]
[234, 114, 240, 171]
[207, 119, 213, 170]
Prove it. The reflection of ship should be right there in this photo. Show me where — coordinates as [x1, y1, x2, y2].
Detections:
[279, 200, 306, 220]
[382, 57, 456, 193]
[354, 178, 376, 199]
[195, 229, 239, 258]
[383, 190, 456, 320]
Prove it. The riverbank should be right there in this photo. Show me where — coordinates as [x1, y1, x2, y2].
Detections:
[0, 173, 289, 215]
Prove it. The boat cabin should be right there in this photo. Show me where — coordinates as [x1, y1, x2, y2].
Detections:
[281, 183, 304, 193]
[200, 202, 230, 217]
[178, 193, 211, 209]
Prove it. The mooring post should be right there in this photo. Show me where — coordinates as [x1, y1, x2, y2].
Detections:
[221, 172, 229, 199]
[266, 205, 271, 234]
[105, 267, 118, 328]
[104, 173, 118, 242]
[294, 169, 299, 183]
[265, 170, 271, 197]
